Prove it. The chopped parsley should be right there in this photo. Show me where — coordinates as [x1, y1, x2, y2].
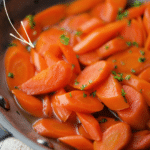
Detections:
[112, 59, 117, 63]
[114, 65, 118, 69]
[74, 80, 79, 85]
[140, 50, 145, 55]
[131, 0, 143, 7]
[60, 28, 65, 31]
[114, 73, 123, 82]
[88, 80, 93, 84]
[60, 34, 70, 45]
[131, 69, 136, 73]
[26, 15, 36, 29]
[81, 84, 87, 90]
[117, 9, 129, 20]
[75, 31, 82, 36]
[121, 89, 127, 103]
[72, 64, 75, 70]
[121, 61, 125, 65]
[8, 72, 14, 78]
[76, 55, 79, 59]
[90, 91, 96, 98]
[83, 93, 87, 98]
[128, 20, 131, 26]
[14, 86, 19, 89]
[112, 71, 117, 75]
[99, 68, 103, 71]
[125, 75, 131, 80]
[132, 42, 139, 47]
[138, 57, 146, 63]
[105, 45, 109, 50]
[115, 118, 119, 121]
[140, 89, 142, 93]
[69, 92, 72, 97]
[126, 41, 132, 47]
[8, 43, 17, 47]
[99, 118, 107, 123]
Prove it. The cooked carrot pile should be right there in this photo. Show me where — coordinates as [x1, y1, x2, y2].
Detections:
[5, 0, 150, 149]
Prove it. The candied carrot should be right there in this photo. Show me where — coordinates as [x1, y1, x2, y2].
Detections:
[138, 67, 150, 82]
[143, 5, 150, 34]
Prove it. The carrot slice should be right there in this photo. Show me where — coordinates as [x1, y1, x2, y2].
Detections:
[33, 118, 76, 138]
[145, 32, 150, 50]
[96, 74, 130, 110]
[19, 61, 72, 95]
[12, 89, 43, 117]
[107, 47, 150, 75]
[138, 67, 150, 82]
[117, 85, 150, 130]
[94, 122, 131, 150]
[143, 5, 150, 34]
[5, 45, 35, 90]
[43, 95, 53, 118]
[58, 41, 81, 74]
[127, 130, 150, 150]
[72, 61, 114, 90]
[56, 90, 104, 113]
[34, 4, 66, 28]
[51, 89, 72, 122]
[77, 112, 102, 141]
[59, 135, 94, 150]
[66, 0, 104, 16]
[73, 19, 127, 54]
[30, 48, 48, 72]
[96, 37, 129, 58]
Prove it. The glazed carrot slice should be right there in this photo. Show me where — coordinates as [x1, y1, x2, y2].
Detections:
[66, 0, 104, 16]
[59, 135, 94, 150]
[18, 16, 42, 42]
[76, 112, 102, 141]
[78, 50, 100, 66]
[33, 118, 76, 138]
[94, 122, 131, 150]
[73, 19, 127, 54]
[120, 19, 144, 47]
[145, 33, 150, 50]
[58, 41, 81, 74]
[30, 48, 48, 72]
[117, 85, 150, 130]
[51, 89, 72, 122]
[43, 95, 53, 118]
[127, 130, 150, 150]
[12, 89, 43, 117]
[34, 4, 66, 28]
[20, 61, 72, 95]
[72, 61, 114, 90]
[96, 74, 130, 110]
[78, 17, 105, 34]
[122, 73, 150, 106]
[5, 45, 35, 90]
[143, 5, 150, 34]
[97, 116, 120, 133]
[107, 47, 150, 74]
[56, 91, 104, 113]
[96, 37, 129, 58]
[138, 67, 150, 82]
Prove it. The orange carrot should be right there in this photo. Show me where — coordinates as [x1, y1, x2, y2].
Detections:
[5, 44, 35, 90]
[127, 130, 150, 150]
[107, 47, 150, 75]
[72, 61, 114, 90]
[34, 4, 66, 28]
[77, 112, 102, 141]
[51, 89, 72, 122]
[56, 90, 104, 113]
[59, 135, 94, 150]
[66, 0, 104, 16]
[145, 32, 150, 50]
[58, 41, 81, 74]
[138, 67, 150, 82]
[73, 19, 127, 54]
[33, 118, 76, 138]
[96, 74, 130, 110]
[43, 95, 53, 118]
[143, 5, 150, 34]
[94, 122, 131, 150]
[12, 89, 43, 117]
[117, 85, 150, 130]
[96, 37, 129, 58]
[19, 61, 72, 95]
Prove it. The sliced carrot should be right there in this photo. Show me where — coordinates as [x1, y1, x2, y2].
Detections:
[94, 122, 131, 150]
[5, 45, 35, 90]
[77, 112, 102, 141]
[33, 118, 76, 138]
[127, 130, 150, 150]
[12, 89, 43, 117]
[143, 5, 150, 34]
[96, 37, 129, 58]
[59, 135, 94, 150]
[107, 47, 150, 74]
[147, 119, 150, 129]
[117, 85, 150, 130]
[72, 61, 114, 90]
[58, 41, 81, 74]
[138, 67, 150, 82]
[19, 61, 72, 95]
[56, 90, 104, 113]
[121, 73, 150, 106]
[43, 95, 53, 118]
[34, 4, 66, 28]
[145, 32, 150, 50]
[78, 17, 105, 34]
[97, 116, 120, 133]
[73, 19, 127, 54]
[96, 74, 130, 110]
[30, 48, 48, 72]
[51, 89, 72, 122]
[66, 0, 104, 16]
[78, 50, 100, 66]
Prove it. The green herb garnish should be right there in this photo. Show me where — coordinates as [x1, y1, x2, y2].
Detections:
[112, 71, 117, 75]
[60, 34, 70, 45]
[114, 73, 123, 82]
[128, 20, 131, 26]
[133, 42, 139, 47]
[125, 75, 131, 80]
[8, 72, 14, 78]
[99, 118, 107, 123]
[90, 91, 96, 98]
[131, 69, 136, 73]
[117, 9, 129, 20]
[138, 57, 146, 63]
[140, 50, 145, 55]
[72, 64, 75, 70]
[126, 41, 132, 47]
[76, 55, 79, 59]
[88, 80, 93, 84]
[74, 80, 79, 85]
[83, 93, 87, 98]
[105, 45, 109, 50]
[131, 0, 143, 7]
[8, 43, 17, 47]
[75, 31, 82, 36]
[26, 15, 36, 29]
[121, 89, 127, 103]
[69, 92, 72, 97]
[81, 84, 87, 90]
[112, 59, 117, 63]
